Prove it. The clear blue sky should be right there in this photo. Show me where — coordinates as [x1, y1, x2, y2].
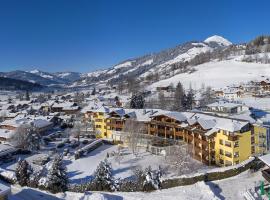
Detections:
[0, 0, 269, 73]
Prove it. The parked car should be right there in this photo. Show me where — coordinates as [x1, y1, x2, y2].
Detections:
[82, 140, 89, 145]
[57, 143, 65, 148]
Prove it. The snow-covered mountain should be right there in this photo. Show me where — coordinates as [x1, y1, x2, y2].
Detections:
[0, 70, 83, 86]
[204, 35, 232, 47]
[0, 70, 61, 86]
[2, 34, 270, 90]
[53, 71, 82, 82]
[72, 35, 233, 87]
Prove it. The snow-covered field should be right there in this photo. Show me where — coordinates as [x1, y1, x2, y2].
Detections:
[66, 144, 207, 184]
[149, 59, 270, 90]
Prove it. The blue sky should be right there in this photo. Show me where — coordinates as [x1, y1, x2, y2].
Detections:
[0, 0, 269, 72]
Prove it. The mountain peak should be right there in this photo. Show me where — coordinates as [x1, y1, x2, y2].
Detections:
[204, 35, 232, 46]
[29, 69, 40, 74]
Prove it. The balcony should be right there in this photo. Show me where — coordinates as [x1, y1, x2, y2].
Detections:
[224, 142, 232, 148]
[228, 135, 238, 141]
[225, 153, 232, 158]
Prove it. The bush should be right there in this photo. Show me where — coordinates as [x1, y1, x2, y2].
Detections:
[15, 160, 32, 186]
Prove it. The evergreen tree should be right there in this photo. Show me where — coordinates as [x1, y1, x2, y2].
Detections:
[25, 90, 30, 101]
[142, 166, 163, 191]
[130, 94, 144, 109]
[15, 160, 32, 186]
[185, 86, 194, 110]
[91, 88, 96, 95]
[91, 159, 118, 191]
[158, 91, 166, 109]
[174, 82, 185, 111]
[47, 155, 68, 193]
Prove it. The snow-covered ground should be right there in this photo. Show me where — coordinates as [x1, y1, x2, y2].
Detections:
[148, 59, 270, 90]
[66, 145, 206, 184]
[66, 144, 118, 183]
[8, 169, 263, 200]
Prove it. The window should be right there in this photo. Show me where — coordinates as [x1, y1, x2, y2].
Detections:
[224, 141, 231, 147]
[234, 152, 239, 158]
[219, 139, 224, 145]
[251, 146, 255, 154]
[220, 159, 224, 164]
[225, 151, 232, 158]
[219, 149, 224, 155]
[234, 141, 239, 147]
[251, 136, 255, 144]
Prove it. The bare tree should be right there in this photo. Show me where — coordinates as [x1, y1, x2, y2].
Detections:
[0, 111, 6, 122]
[122, 119, 146, 155]
[114, 145, 124, 165]
[71, 121, 83, 141]
[165, 144, 196, 175]
[118, 81, 125, 94]
[199, 86, 215, 108]
[158, 91, 166, 109]
[10, 124, 40, 151]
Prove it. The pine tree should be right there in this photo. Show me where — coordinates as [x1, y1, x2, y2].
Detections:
[91, 88, 96, 95]
[47, 155, 68, 193]
[155, 166, 163, 189]
[185, 86, 194, 110]
[15, 160, 32, 186]
[130, 94, 144, 109]
[25, 90, 30, 101]
[142, 166, 163, 191]
[91, 159, 118, 191]
[174, 82, 185, 111]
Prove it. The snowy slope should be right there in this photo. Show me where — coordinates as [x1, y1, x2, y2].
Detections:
[140, 42, 213, 78]
[73, 35, 232, 87]
[149, 59, 270, 90]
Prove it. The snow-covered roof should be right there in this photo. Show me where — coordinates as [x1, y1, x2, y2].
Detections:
[0, 115, 52, 129]
[32, 119, 52, 128]
[0, 129, 14, 139]
[197, 118, 216, 130]
[215, 119, 248, 133]
[151, 111, 187, 122]
[52, 102, 75, 108]
[207, 101, 243, 109]
[184, 112, 250, 133]
[259, 153, 270, 166]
